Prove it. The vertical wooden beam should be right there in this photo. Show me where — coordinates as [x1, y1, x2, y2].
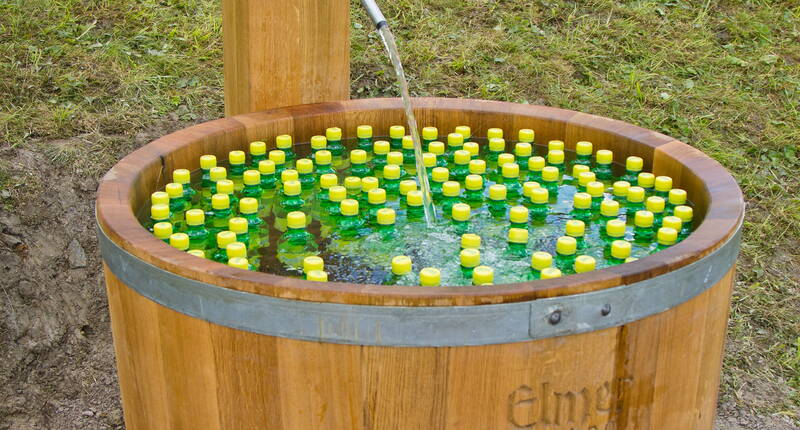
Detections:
[222, 0, 351, 116]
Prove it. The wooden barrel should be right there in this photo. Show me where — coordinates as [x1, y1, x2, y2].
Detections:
[96, 98, 743, 429]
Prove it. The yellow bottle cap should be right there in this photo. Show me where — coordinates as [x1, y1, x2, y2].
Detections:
[326, 127, 342, 141]
[625, 257, 639, 263]
[522, 181, 540, 198]
[216, 180, 234, 195]
[243, 170, 261, 186]
[350, 149, 367, 165]
[283, 180, 301, 196]
[510, 206, 529, 224]
[419, 267, 441, 286]
[638, 172, 655, 188]
[229, 217, 248, 234]
[153, 222, 173, 239]
[422, 152, 437, 168]
[442, 181, 460, 197]
[669, 189, 687, 206]
[187, 249, 205, 258]
[454, 125, 471, 140]
[540, 267, 562, 279]
[634, 210, 654, 228]
[269, 150, 286, 165]
[556, 236, 577, 255]
[627, 186, 645, 203]
[646, 196, 665, 213]
[514, 142, 532, 157]
[508, 228, 529, 244]
[229, 150, 246, 165]
[422, 126, 438, 140]
[402, 135, 414, 150]
[306, 270, 328, 282]
[487, 127, 504, 139]
[530, 187, 549, 204]
[542, 166, 560, 182]
[228, 257, 250, 270]
[573, 192, 591, 209]
[209, 166, 227, 181]
[586, 181, 605, 198]
[658, 227, 678, 245]
[574, 255, 596, 273]
[239, 197, 258, 214]
[626, 156, 643, 171]
[212, 193, 231, 210]
[399, 179, 417, 195]
[611, 240, 632, 260]
[316, 150, 332, 165]
[374, 140, 390, 155]
[460, 248, 480, 268]
[392, 255, 412, 275]
[344, 176, 361, 191]
[390, 125, 405, 139]
[310, 135, 327, 150]
[489, 184, 507, 201]
[497, 153, 515, 167]
[362, 176, 379, 192]
[341, 199, 359, 216]
[406, 190, 423, 207]
[329, 186, 346, 202]
[674, 205, 693, 222]
[173, 168, 191, 185]
[200, 154, 217, 170]
[319, 174, 338, 189]
[596, 149, 613, 164]
[662, 216, 682, 232]
[280, 169, 299, 185]
[303, 256, 324, 273]
[531, 251, 553, 271]
[600, 199, 619, 217]
[465, 174, 483, 191]
[454, 149, 471, 165]
[387, 151, 403, 166]
[547, 149, 564, 165]
[573, 165, 591, 179]
[165, 182, 183, 198]
[613, 181, 630, 197]
[489, 137, 506, 152]
[248, 141, 266, 157]
[577, 171, 595, 187]
[432, 167, 449, 183]
[472, 266, 494, 285]
[566, 219, 585, 237]
[169, 233, 189, 250]
[185, 209, 204, 226]
[655, 176, 673, 192]
[368, 188, 387, 204]
[502, 162, 520, 179]
[447, 132, 464, 147]
[461, 233, 481, 249]
[357, 125, 373, 139]
[286, 211, 307, 229]
[276, 134, 293, 149]
[383, 164, 401, 180]
[377, 208, 396, 225]
[575, 141, 593, 156]
[518, 128, 534, 142]
[216, 231, 237, 248]
[259, 159, 276, 175]
[464, 142, 479, 157]
[469, 159, 486, 174]
[606, 219, 626, 238]
[452, 203, 471, 222]
[548, 140, 565, 151]
[428, 141, 445, 155]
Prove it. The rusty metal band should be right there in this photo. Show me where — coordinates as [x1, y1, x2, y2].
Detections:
[98, 221, 741, 347]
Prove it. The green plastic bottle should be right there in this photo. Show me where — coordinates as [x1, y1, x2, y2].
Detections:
[527, 156, 546, 183]
[388, 255, 413, 285]
[570, 193, 593, 222]
[655, 227, 678, 251]
[325, 186, 347, 217]
[662, 216, 683, 243]
[372, 140, 390, 172]
[529, 188, 549, 221]
[451, 203, 471, 235]
[488, 127, 504, 142]
[430, 167, 449, 199]
[565, 219, 586, 249]
[600, 199, 620, 222]
[375, 208, 397, 239]
[666, 189, 687, 215]
[654, 176, 673, 199]
[594, 150, 614, 180]
[184, 209, 210, 250]
[501, 162, 522, 197]
[211, 231, 237, 263]
[487, 184, 508, 218]
[514, 142, 532, 170]
[461, 233, 481, 251]
[454, 125, 471, 143]
[208, 194, 233, 235]
[199, 154, 217, 191]
[494, 153, 515, 182]
[521, 181, 540, 207]
[452, 150, 471, 181]
[446, 132, 464, 162]
[389, 125, 405, 149]
[472, 266, 494, 286]
[317, 174, 338, 207]
[529, 251, 553, 280]
[469, 159, 486, 177]
[275, 135, 295, 163]
[382, 165, 402, 194]
[586, 181, 605, 210]
[228, 256, 254, 271]
[367, 188, 387, 224]
[310, 135, 327, 161]
[325, 127, 345, 156]
[621, 156, 643, 184]
[547, 149, 565, 172]
[603, 219, 627, 250]
[464, 141, 480, 160]
[169, 232, 190, 252]
[406, 190, 425, 220]
[459, 248, 480, 280]
[554, 236, 577, 274]
[229, 217, 251, 248]
[487, 137, 505, 163]
[240, 170, 263, 200]
[517, 128, 534, 146]
[541, 166, 560, 196]
[249, 141, 267, 169]
[153, 222, 173, 244]
[356, 125, 373, 152]
[398, 180, 417, 207]
[419, 267, 441, 287]
[633, 210, 655, 242]
[279, 211, 315, 247]
[349, 149, 371, 178]
[637, 172, 655, 196]
[225, 242, 252, 268]
[344, 176, 362, 200]
[440, 181, 461, 215]
[172, 168, 198, 203]
[279, 180, 305, 214]
[576, 170, 594, 191]
[228, 150, 247, 185]
[338, 199, 366, 237]
[215, 179, 239, 212]
[574, 255, 596, 274]
[314, 150, 336, 176]
[612, 181, 630, 204]
[207, 166, 227, 197]
[422, 153, 437, 179]
[303, 256, 324, 279]
[165, 182, 189, 222]
[646, 196, 666, 227]
[674, 205, 694, 238]
[148, 204, 170, 233]
[296, 158, 316, 190]
[238, 197, 265, 242]
[506, 228, 529, 259]
[421, 126, 438, 151]
[401, 135, 416, 162]
[573, 141, 593, 167]
[258, 160, 277, 190]
[509, 205, 529, 230]
[269, 150, 287, 176]
[607, 240, 631, 265]
[626, 186, 646, 214]
[360, 177, 380, 207]
[464, 174, 484, 203]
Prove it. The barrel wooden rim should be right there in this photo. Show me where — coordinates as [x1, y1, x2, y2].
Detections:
[96, 98, 744, 306]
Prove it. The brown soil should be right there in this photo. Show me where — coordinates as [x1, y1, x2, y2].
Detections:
[0, 122, 796, 429]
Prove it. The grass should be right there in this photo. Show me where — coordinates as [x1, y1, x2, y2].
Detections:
[2, 0, 799, 420]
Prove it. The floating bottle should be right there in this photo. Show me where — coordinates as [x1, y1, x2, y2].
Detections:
[446, 132, 464, 162]
[226, 242, 251, 269]
[566, 219, 586, 249]
[148, 204, 170, 232]
[249, 141, 267, 169]
[228, 150, 247, 183]
[455, 125, 471, 142]
[521, 181, 540, 207]
[667, 189, 687, 214]
[637, 172, 655, 195]
[428, 141, 448, 167]
[386, 151, 407, 178]
[229, 217, 251, 248]
[356, 125, 373, 152]
[633, 210, 655, 242]
[527, 156, 546, 183]
[548, 140, 564, 152]
[420, 267, 441, 287]
[367, 188, 387, 223]
[279, 211, 314, 246]
[208, 166, 227, 196]
[518, 128, 534, 144]
[275, 135, 295, 162]
[529, 188, 549, 220]
[461, 233, 481, 250]
[172, 168, 198, 202]
[238, 198, 264, 236]
[472, 266, 494, 286]
[375, 208, 396, 239]
[344, 176, 362, 199]
[338, 199, 365, 237]
[571, 193, 592, 222]
[422, 153, 437, 178]
[654, 176, 672, 198]
[199, 154, 217, 190]
[279, 180, 305, 213]
[401, 135, 416, 162]
[382, 164, 402, 194]
[612, 181, 630, 203]
[153, 222, 173, 243]
[360, 177, 380, 207]
[506, 228, 529, 259]
[621, 156, 643, 184]
[310, 135, 327, 160]
[541, 166, 560, 195]
[258, 160, 277, 190]
[574, 167, 593, 189]
[452, 150, 471, 181]
[169, 232, 190, 251]
[303, 256, 324, 279]
[529, 251, 553, 280]
[451, 203, 471, 234]
[464, 141, 480, 159]
[389, 125, 405, 149]
[211, 231, 237, 263]
[608, 240, 632, 265]
[487, 127, 503, 140]
[389, 255, 413, 284]
[306, 270, 328, 281]
[314, 150, 336, 176]
[295, 159, 315, 190]
[430, 167, 449, 198]
[646, 196, 666, 227]
[372, 140, 390, 172]
[540, 267, 562, 279]
[547, 149, 565, 172]
[165, 182, 189, 223]
[514, 142, 532, 169]
[586, 181, 605, 210]
[469, 159, 486, 177]
[459, 248, 480, 280]
[594, 149, 614, 180]
[487, 184, 508, 217]
[326, 186, 347, 217]
[421, 126, 438, 150]
[626, 186, 646, 213]
[325, 127, 344, 156]
[673, 205, 693, 238]
[487, 137, 505, 162]
[656, 227, 678, 251]
[209, 194, 233, 235]
[241, 170, 263, 199]
[269, 150, 287, 176]
[509, 205, 529, 230]
[399, 180, 417, 206]
[317, 174, 338, 206]
[662, 216, 683, 242]
[464, 174, 484, 203]
[216, 179, 239, 211]
[600, 199, 620, 221]
[573, 141, 593, 166]
[501, 163, 522, 197]
[574, 255, 596, 274]
[555, 236, 577, 273]
[228, 257, 253, 271]
[441, 181, 461, 215]
[603, 219, 627, 249]
[184, 209, 210, 250]
[406, 190, 425, 220]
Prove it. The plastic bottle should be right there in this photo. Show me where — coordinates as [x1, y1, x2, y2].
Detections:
[548, 140, 564, 152]
[594, 149, 614, 180]
[574, 255, 596, 274]
[662, 216, 683, 242]
[464, 174, 484, 203]
[367, 188, 387, 224]
[501, 163, 522, 197]
[422, 153, 437, 178]
[633, 210, 655, 242]
[208, 166, 227, 196]
[170, 232, 190, 251]
[241, 170, 263, 199]
[153, 222, 173, 243]
[459, 248, 480, 280]
[575, 168, 593, 189]
[514, 142, 532, 170]
[446, 132, 464, 162]
[607, 240, 632, 265]
[279, 180, 305, 213]
[673, 206, 693, 238]
[573, 141, 593, 167]
[419, 267, 441, 287]
[441, 181, 461, 215]
[386, 151, 407, 178]
[452, 150, 471, 181]
[547, 149, 565, 172]
[600, 199, 620, 221]
[165, 183, 188, 223]
[310, 135, 327, 160]
[406, 190, 424, 220]
[269, 150, 287, 176]
[172, 168, 198, 202]
[430, 167, 449, 199]
[382, 165, 402, 194]
[517, 128, 534, 145]
[654, 176, 672, 198]
[199, 154, 216, 190]
[428, 141, 448, 168]
[451, 203, 471, 234]
[472, 266, 494, 286]
[571, 193, 592, 222]
[656, 227, 678, 250]
[279, 211, 314, 246]
[461, 233, 481, 251]
[326, 186, 347, 217]
[421, 126, 438, 150]
[487, 137, 505, 162]
[293, 158, 315, 190]
[507, 228, 529, 259]
[509, 205, 529, 230]
[621, 156, 643, 184]
[344, 176, 362, 200]
[356, 125, 373, 152]
[389, 125, 405, 149]
[637, 172, 655, 195]
[249, 141, 267, 169]
[338, 199, 366, 237]
[360, 177, 380, 207]
[258, 160, 277, 190]
[228, 150, 247, 183]
[372, 140, 390, 172]
[586, 181, 605, 210]
[646, 196, 666, 227]
[184, 209, 210, 250]
[527, 156, 546, 183]
[469, 159, 486, 177]
[626, 186, 646, 213]
[349, 149, 371, 178]
[325, 127, 344, 156]
[566, 219, 586, 249]
[522, 181, 541, 207]
[303, 256, 324, 279]
[541, 166, 560, 195]
[314, 150, 336, 176]
[555, 236, 577, 273]
[209, 194, 233, 235]
[389, 255, 413, 284]
[401, 135, 416, 162]
[464, 142, 480, 160]
[228, 257, 253, 271]
[612, 181, 630, 203]
[212, 231, 237, 263]
[529, 188, 549, 220]
[275, 135, 295, 162]
[398, 179, 417, 206]
[603, 219, 627, 249]
[540, 267, 562, 279]
[454, 125, 471, 143]
[229, 217, 251, 248]
[667, 189, 687, 214]
[487, 184, 508, 217]
[318, 174, 338, 206]
[215, 179, 239, 211]
[375, 208, 396, 239]
[529, 251, 553, 280]
[238, 197, 264, 231]
[226, 242, 252, 269]
[148, 204, 170, 233]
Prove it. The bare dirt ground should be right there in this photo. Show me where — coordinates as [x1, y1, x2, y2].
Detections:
[0, 123, 796, 429]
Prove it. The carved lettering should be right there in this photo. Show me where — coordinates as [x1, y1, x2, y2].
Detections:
[553, 390, 577, 425]
[508, 385, 537, 428]
[596, 382, 612, 414]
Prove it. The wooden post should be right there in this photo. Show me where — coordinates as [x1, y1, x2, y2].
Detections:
[222, 0, 351, 116]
